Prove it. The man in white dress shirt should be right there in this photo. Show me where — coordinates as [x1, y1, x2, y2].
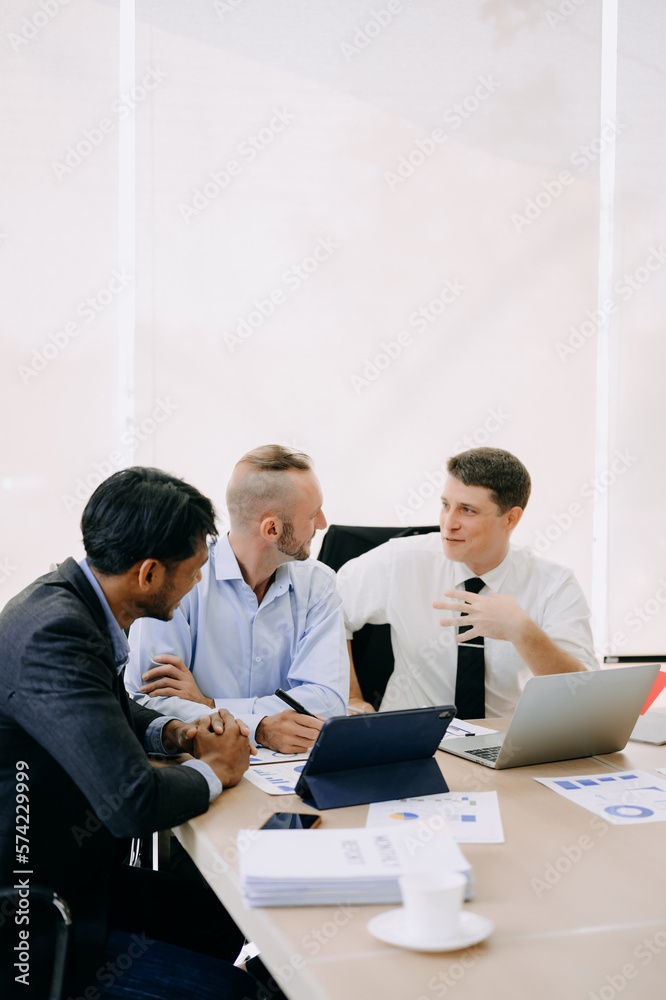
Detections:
[338, 447, 598, 717]
[125, 445, 348, 752]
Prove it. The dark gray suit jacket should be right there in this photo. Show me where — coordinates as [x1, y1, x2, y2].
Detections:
[0, 558, 211, 985]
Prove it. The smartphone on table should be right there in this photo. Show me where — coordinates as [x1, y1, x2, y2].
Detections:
[259, 812, 321, 830]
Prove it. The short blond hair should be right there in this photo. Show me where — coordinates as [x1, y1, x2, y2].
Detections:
[226, 445, 313, 530]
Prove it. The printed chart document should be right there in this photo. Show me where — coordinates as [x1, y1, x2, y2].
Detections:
[439, 718, 498, 749]
[238, 823, 472, 907]
[365, 791, 504, 844]
[244, 761, 307, 795]
[535, 770, 666, 825]
[250, 747, 310, 766]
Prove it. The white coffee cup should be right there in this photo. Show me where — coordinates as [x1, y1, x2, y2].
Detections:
[398, 870, 466, 941]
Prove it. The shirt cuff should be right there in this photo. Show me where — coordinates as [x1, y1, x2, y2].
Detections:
[143, 718, 221, 802]
[182, 760, 223, 803]
[235, 712, 264, 743]
[144, 716, 182, 755]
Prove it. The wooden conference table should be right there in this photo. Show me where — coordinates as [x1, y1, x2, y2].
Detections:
[174, 721, 666, 1000]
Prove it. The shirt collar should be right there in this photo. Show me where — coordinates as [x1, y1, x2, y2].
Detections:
[453, 546, 513, 591]
[78, 558, 130, 673]
[214, 534, 291, 598]
[214, 534, 244, 581]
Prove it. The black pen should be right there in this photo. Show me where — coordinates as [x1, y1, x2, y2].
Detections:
[275, 688, 317, 717]
[447, 724, 475, 737]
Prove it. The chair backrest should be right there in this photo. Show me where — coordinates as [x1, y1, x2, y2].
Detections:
[318, 524, 440, 708]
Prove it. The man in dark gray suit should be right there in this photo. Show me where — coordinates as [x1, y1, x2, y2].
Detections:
[0, 468, 266, 999]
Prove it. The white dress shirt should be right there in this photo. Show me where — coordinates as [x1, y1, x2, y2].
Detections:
[125, 535, 349, 739]
[337, 533, 598, 716]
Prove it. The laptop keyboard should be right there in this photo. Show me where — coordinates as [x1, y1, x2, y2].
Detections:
[465, 745, 502, 762]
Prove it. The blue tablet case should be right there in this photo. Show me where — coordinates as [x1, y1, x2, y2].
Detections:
[294, 706, 455, 809]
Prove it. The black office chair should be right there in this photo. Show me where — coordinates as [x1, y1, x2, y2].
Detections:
[318, 524, 440, 708]
[0, 886, 71, 1000]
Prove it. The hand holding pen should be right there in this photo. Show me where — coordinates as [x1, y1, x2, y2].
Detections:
[253, 689, 324, 753]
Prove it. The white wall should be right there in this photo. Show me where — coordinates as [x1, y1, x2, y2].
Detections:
[2, 0, 665, 658]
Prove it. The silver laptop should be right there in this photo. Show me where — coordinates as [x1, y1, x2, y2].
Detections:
[441, 664, 660, 769]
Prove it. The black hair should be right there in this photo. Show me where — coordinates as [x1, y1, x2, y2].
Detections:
[81, 467, 217, 575]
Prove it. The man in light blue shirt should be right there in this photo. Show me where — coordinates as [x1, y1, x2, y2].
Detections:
[125, 445, 349, 752]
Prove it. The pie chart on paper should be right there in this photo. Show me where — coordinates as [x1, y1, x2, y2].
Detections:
[389, 812, 420, 821]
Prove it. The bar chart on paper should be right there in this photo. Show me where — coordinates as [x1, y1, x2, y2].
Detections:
[244, 761, 307, 795]
[535, 770, 666, 824]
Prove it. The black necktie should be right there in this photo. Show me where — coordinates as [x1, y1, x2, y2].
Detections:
[454, 577, 485, 719]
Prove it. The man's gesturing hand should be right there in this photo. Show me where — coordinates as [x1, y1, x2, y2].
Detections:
[433, 589, 530, 644]
[140, 654, 215, 708]
[188, 710, 253, 788]
[255, 710, 323, 753]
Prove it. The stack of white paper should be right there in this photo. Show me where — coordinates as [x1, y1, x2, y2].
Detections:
[238, 822, 472, 907]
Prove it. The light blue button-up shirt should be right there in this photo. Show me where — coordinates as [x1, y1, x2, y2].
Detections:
[79, 558, 221, 802]
[124, 535, 349, 740]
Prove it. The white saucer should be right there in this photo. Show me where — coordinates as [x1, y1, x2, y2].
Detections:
[367, 908, 494, 952]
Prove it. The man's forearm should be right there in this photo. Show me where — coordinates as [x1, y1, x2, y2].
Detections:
[513, 618, 587, 675]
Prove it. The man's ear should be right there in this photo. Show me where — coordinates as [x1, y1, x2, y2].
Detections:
[504, 506, 523, 532]
[259, 516, 281, 543]
[135, 558, 166, 591]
